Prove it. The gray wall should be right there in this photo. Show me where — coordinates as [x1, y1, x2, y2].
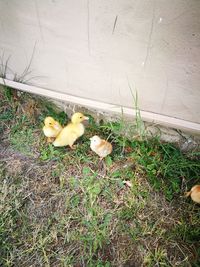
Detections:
[0, 0, 200, 124]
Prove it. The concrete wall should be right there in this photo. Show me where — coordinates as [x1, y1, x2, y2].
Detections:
[0, 0, 200, 130]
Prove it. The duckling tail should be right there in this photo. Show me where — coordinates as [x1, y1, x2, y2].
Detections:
[53, 140, 60, 147]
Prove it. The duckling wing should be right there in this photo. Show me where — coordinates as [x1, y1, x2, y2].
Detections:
[53, 126, 78, 147]
[43, 126, 57, 137]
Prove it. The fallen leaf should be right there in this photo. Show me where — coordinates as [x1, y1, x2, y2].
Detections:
[125, 146, 133, 153]
[123, 180, 133, 187]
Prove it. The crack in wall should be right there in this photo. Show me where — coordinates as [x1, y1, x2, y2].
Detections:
[143, 0, 156, 68]
[87, 0, 91, 55]
[34, 0, 44, 42]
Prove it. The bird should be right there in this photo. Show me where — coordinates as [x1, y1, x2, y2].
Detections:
[90, 135, 112, 159]
[43, 116, 63, 143]
[185, 185, 200, 204]
[53, 112, 89, 149]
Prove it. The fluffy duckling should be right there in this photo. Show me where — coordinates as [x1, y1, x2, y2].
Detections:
[53, 112, 89, 149]
[90, 135, 112, 159]
[185, 185, 200, 204]
[43, 116, 63, 142]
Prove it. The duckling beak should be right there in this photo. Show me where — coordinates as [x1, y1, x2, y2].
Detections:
[54, 122, 60, 129]
[83, 116, 89, 121]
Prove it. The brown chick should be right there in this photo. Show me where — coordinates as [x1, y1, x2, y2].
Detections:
[185, 185, 200, 204]
[90, 135, 112, 159]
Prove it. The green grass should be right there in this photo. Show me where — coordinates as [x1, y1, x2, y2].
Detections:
[129, 139, 199, 200]
[0, 86, 200, 267]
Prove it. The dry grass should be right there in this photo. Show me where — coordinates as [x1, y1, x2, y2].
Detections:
[0, 86, 200, 267]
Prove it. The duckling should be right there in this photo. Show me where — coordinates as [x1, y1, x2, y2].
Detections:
[53, 112, 89, 149]
[90, 135, 112, 159]
[43, 116, 63, 143]
[185, 185, 200, 204]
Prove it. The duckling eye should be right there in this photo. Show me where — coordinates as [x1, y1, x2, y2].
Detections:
[79, 116, 83, 119]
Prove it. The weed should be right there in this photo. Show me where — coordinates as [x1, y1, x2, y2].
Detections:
[0, 167, 26, 267]
[136, 140, 199, 200]
[0, 44, 38, 84]
[9, 126, 35, 156]
[143, 247, 169, 267]
[2, 86, 14, 101]
[0, 53, 12, 79]
[39, 101, 68, 126]
[0, 108, 14, 122]
[40, 144, 64, 161]
[127, 81, 147, 138]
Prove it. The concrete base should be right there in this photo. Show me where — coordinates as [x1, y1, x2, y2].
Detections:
[0, 78, 200, 136]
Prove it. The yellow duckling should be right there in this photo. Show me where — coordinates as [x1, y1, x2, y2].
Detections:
[53, 112, 89, 149]
[43, 116, 63, 143]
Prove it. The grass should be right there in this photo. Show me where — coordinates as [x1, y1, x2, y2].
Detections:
[0, 85, 200, 267]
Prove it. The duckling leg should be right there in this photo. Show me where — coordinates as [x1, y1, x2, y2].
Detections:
[69, 145, 76, 150]
[47, 137, 54, 143]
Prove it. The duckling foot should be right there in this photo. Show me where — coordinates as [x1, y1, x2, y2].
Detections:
[69, 145, 76, 150]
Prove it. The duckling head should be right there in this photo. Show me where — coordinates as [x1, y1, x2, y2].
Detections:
[90, 135, 101, 146]
[71, 112, 89, 124]
[44, 117, 60, 129]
